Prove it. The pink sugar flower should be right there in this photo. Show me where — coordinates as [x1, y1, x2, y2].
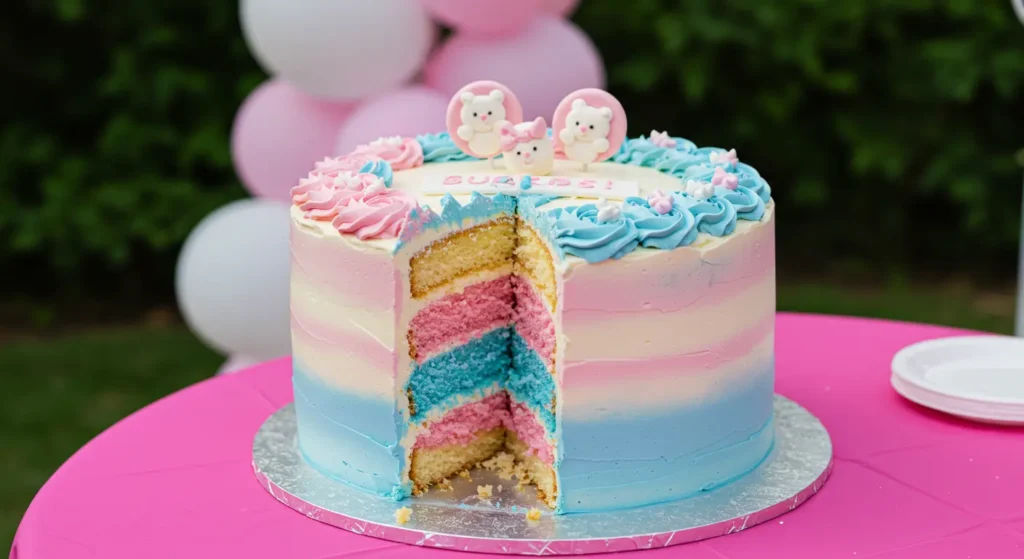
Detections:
[709, 148, 739, 166]
[646, 189, 675, 215]
[711, 167, 739, 190]
[649, 130, 677, 149]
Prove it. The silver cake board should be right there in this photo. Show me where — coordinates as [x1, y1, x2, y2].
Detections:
[252, 396, 832, 555]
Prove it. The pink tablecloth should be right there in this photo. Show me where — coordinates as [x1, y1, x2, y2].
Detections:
[11, 313, 1024, 558]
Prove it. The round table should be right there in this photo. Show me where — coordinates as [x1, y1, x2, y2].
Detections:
[11, 314, 1024, 558]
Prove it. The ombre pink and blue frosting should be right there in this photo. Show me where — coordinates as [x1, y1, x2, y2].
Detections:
[289, 128, 777, 514]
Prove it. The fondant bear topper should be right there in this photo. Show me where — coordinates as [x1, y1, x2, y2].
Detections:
[497, 117, 555, 176]
[552, 89, 627, 171]
[445, 81, 524, 162]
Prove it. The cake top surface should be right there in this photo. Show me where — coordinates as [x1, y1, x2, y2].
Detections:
[289, 82, 773, 265]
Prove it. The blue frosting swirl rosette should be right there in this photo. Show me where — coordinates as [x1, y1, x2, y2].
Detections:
[613, 137, 704, 179]
[415, 132, 478, 163]
[549, 203, 640, 263]
[734, 162, 772, 202]
[683, 163, 772, 204]
[359, 159, 394, 187]
[675, 192, 739, 237]
[715, 185, 765, 221]
[623, 193, 698, 249]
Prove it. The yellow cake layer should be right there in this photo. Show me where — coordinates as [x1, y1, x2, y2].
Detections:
[409, 218, 516, 299]
[514, 221, 558, 311]
[410, 427, 506, 494]
[506, 430, 558, 508]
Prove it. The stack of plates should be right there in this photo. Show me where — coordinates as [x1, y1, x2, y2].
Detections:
[891, 336, 1024, 425]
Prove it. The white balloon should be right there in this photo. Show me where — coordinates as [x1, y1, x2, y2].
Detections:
[217, 354, 260, 375]
[176, 199, 291, 361]
[240, 0, 433, 100]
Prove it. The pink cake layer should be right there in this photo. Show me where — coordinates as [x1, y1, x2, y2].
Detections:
[512, 277, 555, 369]
[412, 392, 554, 465]
[413, 392, 511, 449]
[409, 277, 514, 363]
[510, 400, 554, 465]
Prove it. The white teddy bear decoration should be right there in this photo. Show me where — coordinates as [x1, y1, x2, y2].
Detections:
[558, 98, 613, 170]
[497, 117, 555, 176]
[455, 89, 507, 160]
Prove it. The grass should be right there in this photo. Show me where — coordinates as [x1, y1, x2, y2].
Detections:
[0, 327, 221, 549]
[0, 282, 1015, 549]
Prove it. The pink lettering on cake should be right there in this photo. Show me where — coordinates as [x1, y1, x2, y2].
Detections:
[420, 173, 639, 200]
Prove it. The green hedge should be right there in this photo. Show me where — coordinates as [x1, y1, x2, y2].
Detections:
[3, 0, 1023, 299]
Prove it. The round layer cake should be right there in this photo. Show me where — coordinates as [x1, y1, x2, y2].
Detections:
[289, 132, 775, 514]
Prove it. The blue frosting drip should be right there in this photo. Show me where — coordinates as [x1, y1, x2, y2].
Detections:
[415, 132, 478, 163]
[548, 204, 640, 263]
[623, 194, 699, 249]
[437, 191, 516, 227]
[359, 159, 394, 187]
[508, 333, 557, 433]
[405, 328, 511, 421]
[676, 194, 738, 236]
[521, 175, 532, 190]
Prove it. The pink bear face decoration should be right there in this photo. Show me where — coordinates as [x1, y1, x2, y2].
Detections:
[445, 80, 523, 160]
[498, 117, 555, 176]
[552, 89, 627, 171]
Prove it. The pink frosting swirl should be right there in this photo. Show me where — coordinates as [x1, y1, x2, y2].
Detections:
[331, 186, 418, 240]
[291, 172, 385, 220]
[353, 136, 424, 171]
[313, 153, 381, 177]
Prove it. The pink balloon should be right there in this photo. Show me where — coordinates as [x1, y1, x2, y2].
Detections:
[231, 80, 353, 202]
[543, 0, 581, 16]
[333, 86, 450, 154]
[419, 0, 543, 37]
[424, 17, 604, 121]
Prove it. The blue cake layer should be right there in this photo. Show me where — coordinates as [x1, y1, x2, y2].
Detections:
[507, 331, 557, 433]
[405, 327, 512, 421]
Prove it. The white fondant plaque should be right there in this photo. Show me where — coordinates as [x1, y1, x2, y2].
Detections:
[421, 174, 639, 200]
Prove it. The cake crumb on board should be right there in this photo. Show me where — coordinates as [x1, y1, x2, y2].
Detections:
[526, 508, 542, 521]
[477, 484, 493, 499]
[395, 507, 412, 525]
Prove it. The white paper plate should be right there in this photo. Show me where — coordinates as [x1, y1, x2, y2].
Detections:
[891, 336, 1024, 425]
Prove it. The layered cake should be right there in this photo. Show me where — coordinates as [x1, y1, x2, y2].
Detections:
[289, 84, 775, 514]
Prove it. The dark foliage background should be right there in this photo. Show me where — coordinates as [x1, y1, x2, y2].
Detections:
[2, 0, 1023, 307]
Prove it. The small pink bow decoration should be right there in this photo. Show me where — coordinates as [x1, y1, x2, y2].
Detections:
[711, 167, 739, 190]
[647, 189, 675, 215]
[649, 130, 677, 149]
[499, 117, 547, 152]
